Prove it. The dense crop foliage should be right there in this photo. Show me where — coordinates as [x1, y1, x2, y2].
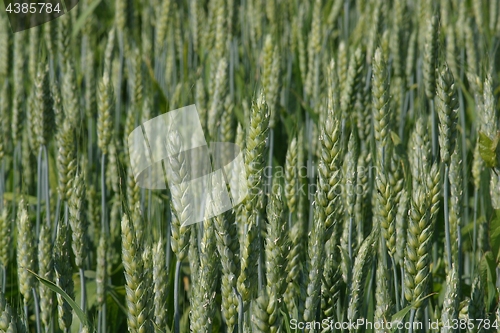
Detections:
[0, 0, 500, 332]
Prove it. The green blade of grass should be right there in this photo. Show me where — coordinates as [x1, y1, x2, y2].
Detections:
[71, 0, 102, 38]
[389, 293, 437, 332]
[28, 269, 93, 331]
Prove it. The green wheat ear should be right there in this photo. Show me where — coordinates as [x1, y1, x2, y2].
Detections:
[56, 118, 77, 202]
[38, 221, 54, 332]
[0, 290, 18, 332]
[347, 228, 378, 326]
[423, 15, 439, 100]
[97, 73, 114, 156]
[54, 220, 74, 333]
[303, 60, 343, 327]
[477, 131, 500, 169]
[166, 130, 192, 262]
[33, 62, 54, 150]
[214, 210, 239, 332]
[17, 199, 36, 306]
[262, 183, 288, 332]
[69, 173, 87, 269]
[374, 257, 393, 328]
[238, 93, 270, 305]
[190, 217, 219, 333]
[153, 238, 168, 330]
[121, 213, 152, 333]
[436, 64, 459, 166]
[441, 266, 459, 332]
[0, 208, 10, 270]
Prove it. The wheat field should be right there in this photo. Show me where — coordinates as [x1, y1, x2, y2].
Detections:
[0, 0, 500, 332]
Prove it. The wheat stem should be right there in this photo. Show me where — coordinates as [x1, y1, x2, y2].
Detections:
[409, 308, 416, 333]
[24, 302, 30, 333]
[472, 187, 478, 279]
[101, 154, 108, 237]
[443, 165, 452, 271]
[390, 255, 400, 312]
[80, 268, 86, 315]
[174, 260, 181, 333]
[235, 286, 244, 333]
[0, 266, 5, 294]
[430, 99, 437, 161]
[32, 287, 41, 333]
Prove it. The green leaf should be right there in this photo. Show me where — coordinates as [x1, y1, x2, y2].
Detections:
[489, 210, 500, 262]
[233, 104, 245, 127]
[106, 293, 123, 333]
[478, 251, 497, 308]
[28, 269, 93, 331]
[71, 0, 102, 38]
[74, 275, 97, 316]
[289, 87, 318, 124]
[461, 219, 478, 237]
[301, 102, 319, 124]
[478, 131, 499, 168]
[389, 293, 437, 332]
[280, 309, 292, 333]
[2, 192, 38, 205]
[337, 245, 351, 276]
[390, 130, 402, 146]
[180, 305, 191, 332]
[279, 309, 292, 333]
[108, 285, 128, 315]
